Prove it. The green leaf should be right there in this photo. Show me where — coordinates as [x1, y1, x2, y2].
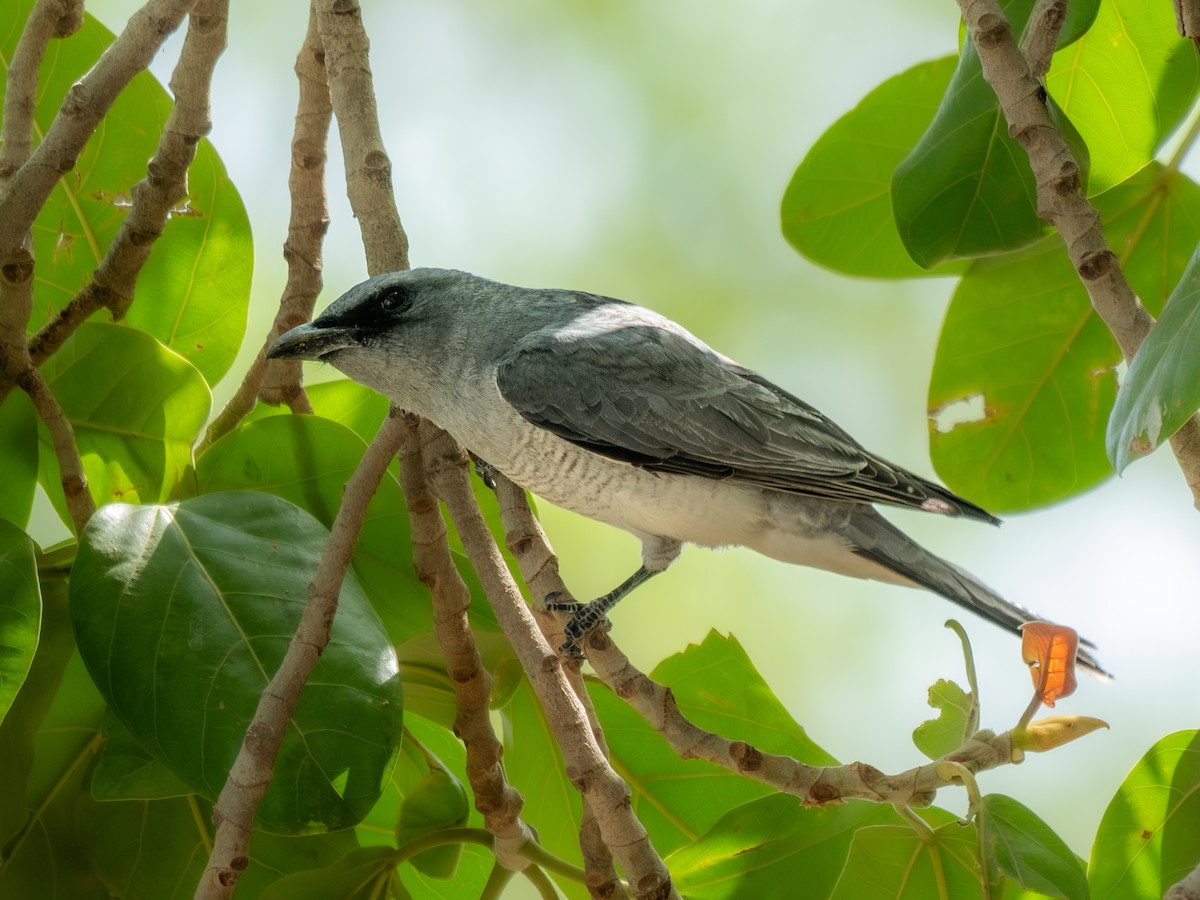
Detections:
[37, 322, 210, 523]
[196, 414, 497, 645]
[913, 679, 973, 760]
[830, 811, 984, 899]
[582, 632, 835, 860]
[246, 379, 390, 444]
[781, 56, 968, 278]
[91, 709, 193, 801]
[1047, 0, 1200, 196]
[929, 165, 1200, 510]
[396, 769, 469, 879]
[70, 491, 404, 834]
[892, 1, 1045, 269]
[652, 631, 835, 766]
[1107, 242, 1200, 471]
[0, 520, 39, 726]
[2, 0, 253, 385]
[982, 794, 1088, 899]
[1089, 730, 1200, 899]
[670, 793, 899, 899]
[0, 391, 38, 529]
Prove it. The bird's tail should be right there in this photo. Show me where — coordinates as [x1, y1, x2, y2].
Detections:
[849, 511, 1108, 676]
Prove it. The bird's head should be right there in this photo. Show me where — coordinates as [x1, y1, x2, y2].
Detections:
[267, 267, 502, 410]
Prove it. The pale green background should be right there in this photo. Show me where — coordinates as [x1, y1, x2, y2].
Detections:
[70, 0, 1200, 865]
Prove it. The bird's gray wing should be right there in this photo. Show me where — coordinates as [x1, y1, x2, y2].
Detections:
[496, 311, 995, 521]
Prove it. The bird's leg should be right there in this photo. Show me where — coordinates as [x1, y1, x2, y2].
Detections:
[546, 565, 661, 659]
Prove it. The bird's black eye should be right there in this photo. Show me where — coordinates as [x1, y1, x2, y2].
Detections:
[380, 289, 408, 314]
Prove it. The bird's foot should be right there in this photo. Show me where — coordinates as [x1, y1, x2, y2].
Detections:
[471, 455, 497, 490]
[544, 593, 612, 659]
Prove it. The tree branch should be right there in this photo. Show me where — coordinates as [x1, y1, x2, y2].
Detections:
[957, 0, 1200, 505]
[0, 0, 199, 253]
[424, 430, 677, 900]
[491, 473, 627, 898]
[196, 411, 408, 898]
[18, 368, 94, 535]
[201, 2, 331, 451]
[313, 0, 408, 275]
[398, 417, 535, 870]
[22, 0, 229, 385]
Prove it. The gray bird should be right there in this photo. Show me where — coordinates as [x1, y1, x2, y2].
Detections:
[268, 268, 1103, 673]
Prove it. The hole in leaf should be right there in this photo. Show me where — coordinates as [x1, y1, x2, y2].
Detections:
[929, 393, 987, 433]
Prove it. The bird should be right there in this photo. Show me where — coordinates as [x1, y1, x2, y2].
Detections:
[267, 267, 1103, 673]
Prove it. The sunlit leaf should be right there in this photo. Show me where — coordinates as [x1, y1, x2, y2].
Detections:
[830, 809, 983, 899]
[913, 678, 973, 760]
[246, 379, 390, 445]
[781, 56, 968, 278]
[70, 492, 404, 834]
[1107, 242, 1200, 471]
[929, 165, 1200, 510]
[1020, 622, 1079, 708]
[1089, 730, 1200, 899]
[37, 322, 210, 524]
[669, 793, 898, 899]
[0, 0, 253, 385]
[1047, 0, 1200, 195]
[982, 793, 1088, 898]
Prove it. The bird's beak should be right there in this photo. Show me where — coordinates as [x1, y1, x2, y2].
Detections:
[267, 322, 360, 361]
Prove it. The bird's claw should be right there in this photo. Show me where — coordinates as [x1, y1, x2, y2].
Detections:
[471, 456, 498, 490]
[544, 593, 611, 659]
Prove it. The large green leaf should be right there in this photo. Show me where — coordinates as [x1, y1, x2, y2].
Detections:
[91, 709, 193, 801]
[0, 520, 39, 727]
[669, 793, 898, 898]
[1047, 0, 1200, 196]
[982, 794, 1088, 899]
[37, 322, 210, 524]
[929, 165, 1200, 510]
[196, 414, 498, 645]
[70, 491, 404, 834]
[1107, 242, 1200, 471]
[1089, 730, 1200, 900]
[0, 391, 38, 529]
[892, 1, 1043, 269]
[1, 0, 252, 385]
[781, 56, 967, 279]
[830, 809, 984, 899]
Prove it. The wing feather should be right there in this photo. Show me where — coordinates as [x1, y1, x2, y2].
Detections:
[496, 303, 995, 522]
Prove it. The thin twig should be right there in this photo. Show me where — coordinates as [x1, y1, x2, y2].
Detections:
[958, 0, 1200, 506]
[424, 429, 677, 900]
[1018, 0, 1066, 78]
[201, 1, 331, 450]
[196, 411, 408, 898]
[18, 369, 94, 534]
[399, 416, 534, 870]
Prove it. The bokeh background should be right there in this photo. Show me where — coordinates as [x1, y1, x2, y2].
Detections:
[72, 0, 1200, 862]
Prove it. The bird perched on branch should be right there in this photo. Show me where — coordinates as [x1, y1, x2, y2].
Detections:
[268, 268, 1103, 673]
